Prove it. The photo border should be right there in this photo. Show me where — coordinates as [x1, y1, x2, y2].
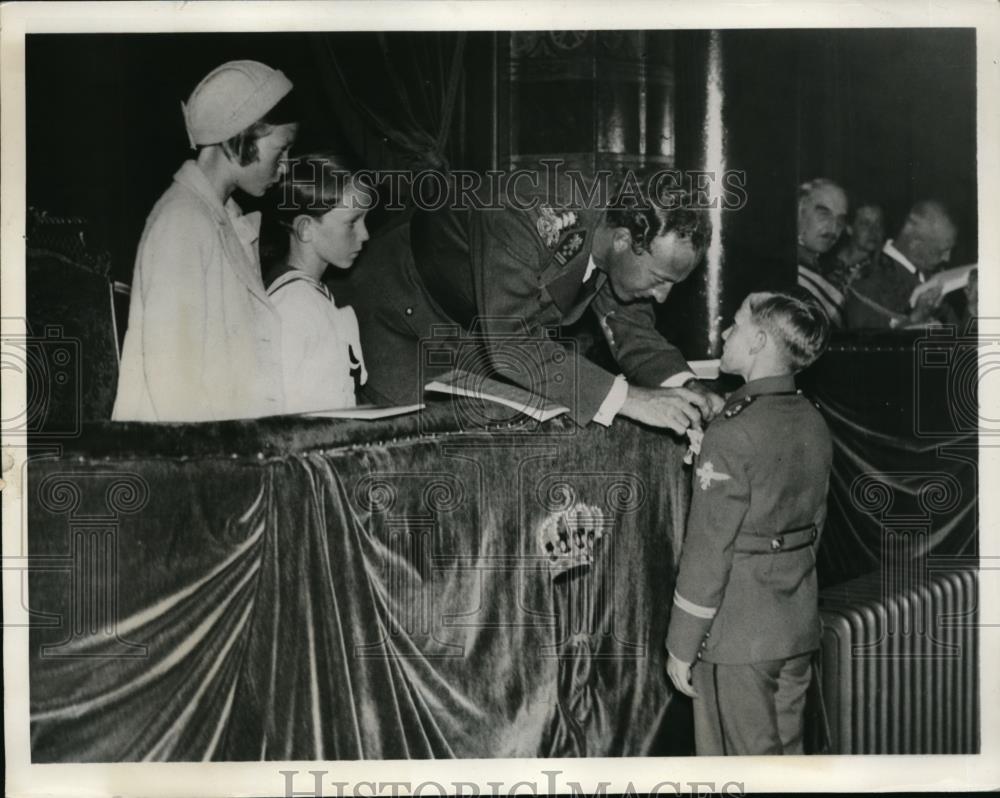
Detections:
[3, 1, 999, 794]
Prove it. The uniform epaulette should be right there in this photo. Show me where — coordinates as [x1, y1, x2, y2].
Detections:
[724, 394, 755, 418]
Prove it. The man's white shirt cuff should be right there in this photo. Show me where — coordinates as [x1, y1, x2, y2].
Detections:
[593, 375, 628, 426]
[594, 371, 699, 426]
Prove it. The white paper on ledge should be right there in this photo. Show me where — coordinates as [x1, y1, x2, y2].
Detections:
[424, 380, 569, 423]
[688, 359, 721, 380]
[303, 403, 425, 420]
[909, 263, 977, 306]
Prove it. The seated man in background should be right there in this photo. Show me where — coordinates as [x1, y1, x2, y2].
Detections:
[795, 178, 850, 328]
[844, 200, 957, 329]
[832, 201, 885, 280]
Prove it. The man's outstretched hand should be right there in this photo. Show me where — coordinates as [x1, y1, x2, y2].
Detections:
[683, 378, 725, 421]
[619, 385, 710, 435]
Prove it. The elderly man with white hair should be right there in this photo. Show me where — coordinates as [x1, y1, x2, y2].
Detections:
[844, 200, 957, 329]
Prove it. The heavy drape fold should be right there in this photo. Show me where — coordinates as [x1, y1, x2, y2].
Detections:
[30, 409, 690, 761]
[801, 331, 978, 587]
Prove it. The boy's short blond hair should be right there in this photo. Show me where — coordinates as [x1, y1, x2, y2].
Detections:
[746, 291, 831, 371]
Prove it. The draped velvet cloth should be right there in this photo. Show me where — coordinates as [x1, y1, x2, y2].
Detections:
[28, 406, 692, 761]
[800, 329, 979, 587]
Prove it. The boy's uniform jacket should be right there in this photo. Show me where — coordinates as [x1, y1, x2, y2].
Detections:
[666, 375, 833, 665]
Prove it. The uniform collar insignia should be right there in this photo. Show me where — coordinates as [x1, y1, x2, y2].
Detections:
[723, 394, 755, 418]
[544, 234, 594, 317]
[553, 230, 587, 266]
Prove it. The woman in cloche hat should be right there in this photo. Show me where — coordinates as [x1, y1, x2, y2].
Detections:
[113, 60, 299, 422]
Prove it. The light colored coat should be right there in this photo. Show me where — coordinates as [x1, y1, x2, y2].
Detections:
[113, 161, 284, 421]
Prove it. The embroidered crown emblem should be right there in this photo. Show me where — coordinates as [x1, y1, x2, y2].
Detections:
[539, 502, 607, 578]
[536, 204, 579, 248]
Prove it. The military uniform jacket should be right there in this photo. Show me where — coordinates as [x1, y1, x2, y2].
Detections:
[665, 375, 833, 665]
[844, 247, 921, 329]
[455, 202, 691, 423]
[341, 190, 692, 425]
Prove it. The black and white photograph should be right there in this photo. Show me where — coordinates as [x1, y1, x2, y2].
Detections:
[2, 1, 999, 795]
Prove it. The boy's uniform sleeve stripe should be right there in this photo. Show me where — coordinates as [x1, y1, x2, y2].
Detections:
[665, 607, 713, 664]
[673, 591, 717, 619]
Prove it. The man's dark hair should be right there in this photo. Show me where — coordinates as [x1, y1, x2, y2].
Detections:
[851, 199, 883, 220]
[274, 151, 364, 225]
[605, 183, 711, 255]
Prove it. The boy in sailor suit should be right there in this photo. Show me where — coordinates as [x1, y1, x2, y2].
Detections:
[665, 290, 833, 755]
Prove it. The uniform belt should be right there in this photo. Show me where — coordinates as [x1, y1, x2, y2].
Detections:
[734, 524, 817, 554]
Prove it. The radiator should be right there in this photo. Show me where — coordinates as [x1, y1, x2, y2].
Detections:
[816, 566, 978, 754]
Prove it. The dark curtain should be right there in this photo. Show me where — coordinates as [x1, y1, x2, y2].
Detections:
[308, 32, 467, 173]
[793, 28, 978, 263]
[29, 407, 692, 761]
[25, 248, 119, 427]
[801, 330, 978, 588]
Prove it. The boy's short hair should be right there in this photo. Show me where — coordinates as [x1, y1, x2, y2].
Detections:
[260, 151, 368, 270]
[746, 290, 831, 371]
[275, 151, 363, 226]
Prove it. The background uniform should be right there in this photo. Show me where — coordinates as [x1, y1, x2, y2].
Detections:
[336, 194, 692, 425]
[796, 245, 853, 329]
[666, 374, 833, 755]
[844, 243, 922, 328]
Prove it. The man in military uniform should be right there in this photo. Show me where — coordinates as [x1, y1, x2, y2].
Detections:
[335, 174, 722, 433]
[665, 290, 833, 755]
[795, 177, 850, 328]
